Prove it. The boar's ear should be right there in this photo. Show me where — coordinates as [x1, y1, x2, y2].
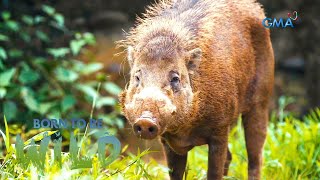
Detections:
[187, 48, 202, 75]
[127, 46, 134, 68]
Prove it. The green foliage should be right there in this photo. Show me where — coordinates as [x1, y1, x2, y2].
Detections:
[0, 4, 122, 133]
[0, 68, 16, 86]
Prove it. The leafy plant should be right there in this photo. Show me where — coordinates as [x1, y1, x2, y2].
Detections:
[0, 4, 123, 133]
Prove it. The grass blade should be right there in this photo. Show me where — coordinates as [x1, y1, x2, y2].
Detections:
[3, 116, 10, 152]
[24, 130, 58, 146]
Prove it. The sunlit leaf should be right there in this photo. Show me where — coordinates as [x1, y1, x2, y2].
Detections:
[76, 84, 98, 98]
[96, 97, 116, 108]
[22, 15, 33, 25]
[70, 39, 86, 55]
[8, 49, 23, 58]
[104, 82, 122, 95]
[24, 131, 58, 146]
[42, 5, 55, 15]
[53, 13, 64, 27]
[1, 11, 10, 20]
[3, 101, 17, 121]
[0, 87, 6, 98]
[79, 63, 103, 75]
[47, 48, 70, 58]
[61, 95, 76, 112]
[35, 30, 49, 42]
[21, 87, 39, 112]
[83, 32, 96, 45]
[0, 34, 9, 41]
[34, 15, 45, 24]
[0, 47, 7, 60]
[5, 20, 20, 32]
[18, 68, 40, 84]
[4, 116, 10, 152]
[0, 68, 16, 86]
[39, 103, 55, 115]
[55, 67, 78, 82]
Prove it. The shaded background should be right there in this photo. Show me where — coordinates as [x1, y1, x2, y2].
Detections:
[1, 0, 319, 163]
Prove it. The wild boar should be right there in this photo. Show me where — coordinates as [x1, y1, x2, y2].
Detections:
[118, 0, 274, 179]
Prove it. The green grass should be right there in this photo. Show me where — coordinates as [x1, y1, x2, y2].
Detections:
[1, 108, 320, 179]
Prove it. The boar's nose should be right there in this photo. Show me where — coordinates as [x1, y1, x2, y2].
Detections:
[133, 118, 159, 139]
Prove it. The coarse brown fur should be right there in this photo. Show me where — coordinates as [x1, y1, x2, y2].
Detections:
[118, 0, 274, 179]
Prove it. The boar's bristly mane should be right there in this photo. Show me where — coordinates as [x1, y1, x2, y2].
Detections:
[119, 0, 225, 60]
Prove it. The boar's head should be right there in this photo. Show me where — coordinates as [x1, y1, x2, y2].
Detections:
[119, 36, 201, 140]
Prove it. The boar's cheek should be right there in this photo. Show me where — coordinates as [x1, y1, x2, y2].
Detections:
[118, 90, 138, 124]
[118, 90, 127, 111]
[189, 91, 200, 119]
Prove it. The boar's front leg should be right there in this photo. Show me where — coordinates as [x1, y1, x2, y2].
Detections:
[161, 139, 187, 180]
[208, 131, 229, 180]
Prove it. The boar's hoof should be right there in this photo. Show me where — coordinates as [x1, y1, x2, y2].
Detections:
[133, 118, 159, 139]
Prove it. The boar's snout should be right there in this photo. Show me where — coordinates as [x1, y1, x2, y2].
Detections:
[133, 116, 159, 139]
[125, 87, 177, 139]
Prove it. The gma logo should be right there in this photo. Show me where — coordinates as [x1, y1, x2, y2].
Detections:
[262, 18, 294, 28]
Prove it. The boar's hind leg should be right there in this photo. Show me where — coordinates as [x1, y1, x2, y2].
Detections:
[161, 140, 187, 180]
[243, 106, 268, 180]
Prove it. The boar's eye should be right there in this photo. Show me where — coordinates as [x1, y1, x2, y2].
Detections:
[170, 72, 180, 92]
[135, 76, 140, 82]
[134, 75, 140, 86]
[134, 71, 141, 87]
